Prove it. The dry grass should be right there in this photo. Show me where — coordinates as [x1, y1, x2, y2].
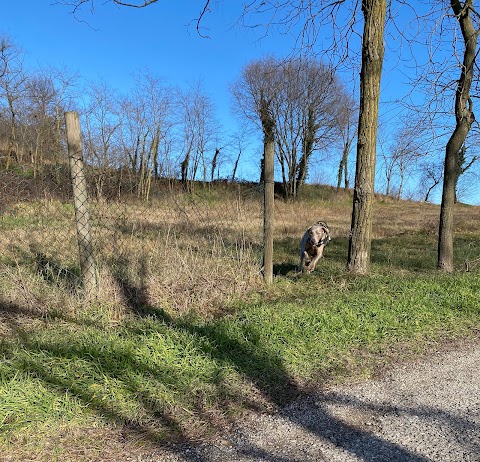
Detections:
[1, 184, 480, 461]
[1, 185, 480, 319]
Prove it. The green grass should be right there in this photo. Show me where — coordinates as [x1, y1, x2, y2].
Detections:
[1, 195, 480, 460]
[1, 268, 480, 458]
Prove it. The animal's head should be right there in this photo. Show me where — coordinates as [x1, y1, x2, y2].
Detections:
[309, 221, 331, 247]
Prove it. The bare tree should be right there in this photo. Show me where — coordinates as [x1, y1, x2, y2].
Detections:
[0, 35, 28, 170]
[115, 71, 176, 198]
[437, 0, 479, 272]
[280, 59, 351, 199]
[178, 81, 217, 191]
[134, 71, 176, 180]
[82, 79, 122, 198]
[380, 114, 428, 199]
[419, 160, 443, 202]
[229, 124, 252, 183]
[337, 99, 357, 191]
[22, 74, 58, 172]
[232, 57, 350, 199]
[2, 64, 78, 176]
[231, 58, 279, 183]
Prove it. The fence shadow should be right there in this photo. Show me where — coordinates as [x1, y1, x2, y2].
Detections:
[33, 251, 80, 291]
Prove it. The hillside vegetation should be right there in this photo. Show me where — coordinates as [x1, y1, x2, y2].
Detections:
[1, 183, 479, 461]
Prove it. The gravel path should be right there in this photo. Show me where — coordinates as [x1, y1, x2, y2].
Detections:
[140, 340, 480, 462]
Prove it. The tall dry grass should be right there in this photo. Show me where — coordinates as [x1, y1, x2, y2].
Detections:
[1, 184, 479, 319]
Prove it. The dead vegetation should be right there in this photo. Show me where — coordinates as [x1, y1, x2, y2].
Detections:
[1, 182, 479, 320]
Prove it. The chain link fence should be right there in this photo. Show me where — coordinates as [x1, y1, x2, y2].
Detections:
[0, 156, 268, 314]
[1, 112, 353, 316]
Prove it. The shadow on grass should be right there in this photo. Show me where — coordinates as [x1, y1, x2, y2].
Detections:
[1, 273, 474, 461]
[273, 262, 298, 276]
[371, 234, 438, 271]
[33, 251, 81, 291]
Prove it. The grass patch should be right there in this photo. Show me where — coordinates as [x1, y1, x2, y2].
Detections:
[1, 269, 479, 460]
[1, 187, 480, 460]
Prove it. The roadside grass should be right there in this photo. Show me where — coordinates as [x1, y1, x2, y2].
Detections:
[1, 190, 480, 461]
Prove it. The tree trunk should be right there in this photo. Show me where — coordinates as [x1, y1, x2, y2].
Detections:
[296, 108, 315, 197]
[260, 94, 275, 285]
[231, 147, 241, 183]
[337, 138, 352, 190]
[211, 147, 220, 183]
[6, 96, 16, 170]
[438, 0, 478, 272]
[347, 0, 386, 274]
[181, 144, 192, 189]
[151, 127, 161, 178]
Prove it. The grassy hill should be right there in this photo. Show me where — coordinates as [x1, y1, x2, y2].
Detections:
[0, 182, 479, 461]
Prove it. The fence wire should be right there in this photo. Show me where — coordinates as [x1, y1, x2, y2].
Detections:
[0, 164, 269, 313]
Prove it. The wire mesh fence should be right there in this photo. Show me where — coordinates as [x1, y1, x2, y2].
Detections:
[1, 111, 354, 315]
[0, 159, 268, 314]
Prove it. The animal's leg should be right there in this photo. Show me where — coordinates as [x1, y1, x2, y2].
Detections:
[298, 250, 306, 273]
[307, 245, 325, 273]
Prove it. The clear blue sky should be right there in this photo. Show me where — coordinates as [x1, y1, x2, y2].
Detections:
[2, 1, 280, 122]
[2, 1, 480, 204]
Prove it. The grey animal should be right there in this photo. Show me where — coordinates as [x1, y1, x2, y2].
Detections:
[297, 221, 331, 273]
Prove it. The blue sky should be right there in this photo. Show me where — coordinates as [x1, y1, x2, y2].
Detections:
[3, 2, 307, 124]
[2, 1, 480, 204]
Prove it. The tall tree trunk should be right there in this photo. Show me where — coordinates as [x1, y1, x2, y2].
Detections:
[260, 93, 275, 285]
[211, 147, 220, 183]
[231, 147, 241, 183]
[181, 149, 191, 187]
[296, 107, 315, 198]
[151, 127, 161, 178]
[6, 96, 16, 170]
[438, 0, 478, 272]
[347, 0, 386, 274]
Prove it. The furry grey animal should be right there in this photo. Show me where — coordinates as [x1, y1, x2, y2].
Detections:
[297, 221, 331, 273]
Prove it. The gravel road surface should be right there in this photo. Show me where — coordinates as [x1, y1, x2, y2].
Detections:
[140, 340, 480, 462]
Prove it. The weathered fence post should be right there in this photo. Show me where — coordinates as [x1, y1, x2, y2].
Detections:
[263, 131, 275, 285]
[65, 111, 97, 294]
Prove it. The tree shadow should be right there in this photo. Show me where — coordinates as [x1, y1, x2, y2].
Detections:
[165, 320, 437, 462]
[1, 282, 477, 461]
[273, 262, 298, 276]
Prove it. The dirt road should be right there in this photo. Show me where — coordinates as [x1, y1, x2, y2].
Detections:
[146, 338, 479, 462]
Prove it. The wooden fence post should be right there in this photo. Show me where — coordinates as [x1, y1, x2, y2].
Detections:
[263, 134, 275, 285]
[65, 111, 97, 294]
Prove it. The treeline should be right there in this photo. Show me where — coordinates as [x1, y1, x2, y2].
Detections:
[0, 34, 362, 200]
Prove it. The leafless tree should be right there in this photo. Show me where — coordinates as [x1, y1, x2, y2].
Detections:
[0, 35, 28, 170]
[419, 160, 443, 202]
[380, 114, 429, 200]
[279, 58, 351, 199]
[82, 79, 122, 198]
[229, 125, 252, 183]
[5, 64, 78, 175]
[135, 71, 176, 180]
[232, 57, 350, 200]
[337, 98, 357, 190]
[178, 81, 217, 191]
[22, 74, 58, 171]
[114, 71, 176, 198]
[437, 0, 480, 272]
